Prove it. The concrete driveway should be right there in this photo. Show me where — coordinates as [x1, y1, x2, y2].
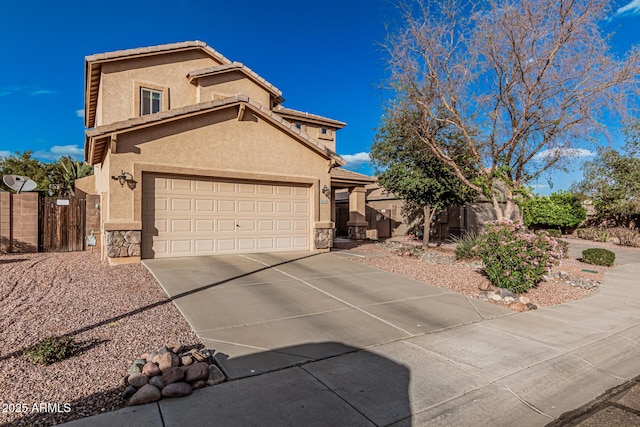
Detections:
[143, 251, 509, 379]
[65, 245, 640, 426]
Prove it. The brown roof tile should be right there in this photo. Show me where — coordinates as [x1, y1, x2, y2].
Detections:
[187, 62, 284, 101]
[330, 168, 376, 185]
[85, 40, 231, 65]
[273, 106, 346, 128]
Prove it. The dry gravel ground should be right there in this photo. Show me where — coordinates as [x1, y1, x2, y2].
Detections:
[334, 238, 608, 309]
[0, 251, 201, 427]
[0, 238, 619, 426]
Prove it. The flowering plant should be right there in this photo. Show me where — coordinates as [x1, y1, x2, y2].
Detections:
[476, 220, 564, 293]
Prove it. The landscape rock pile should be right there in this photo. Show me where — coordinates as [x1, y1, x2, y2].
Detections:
[544, 271, 600, 290]
[121, 343, 226, 405]
[478, 286, 539, 312]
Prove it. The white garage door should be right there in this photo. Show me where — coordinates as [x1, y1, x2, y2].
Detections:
[142, 174, 311, 258]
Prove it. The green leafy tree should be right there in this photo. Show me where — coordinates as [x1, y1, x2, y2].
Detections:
[0, 151, 53, 192]
[520, 191, 587, 231]
[573, 146, 640, 227]
[371, 106, 476, 247]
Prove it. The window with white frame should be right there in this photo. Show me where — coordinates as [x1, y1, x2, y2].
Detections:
[140, 88, 162, 115]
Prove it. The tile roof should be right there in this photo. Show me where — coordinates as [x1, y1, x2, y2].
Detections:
[330, 168, 376, 186]
[273, 106, 346, 128]
[85, 40, 231, 65]
[187, 62, 284, 102]
[85, 95, 345, 166]
[366, 185, 399, 200]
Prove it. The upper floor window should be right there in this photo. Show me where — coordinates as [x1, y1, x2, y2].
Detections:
[141, 88, 162, 115]
[318, 127, 333, 139]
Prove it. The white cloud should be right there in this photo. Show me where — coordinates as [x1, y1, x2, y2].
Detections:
[0, 87, 57, 97]
[340, 152, 371, 168]
[0, 150, 10, 158]
[533, 148, 595, 161]
[615, 0, 640, 17]
[30, 89, 56, 96]
[75, 109, 85, 119]
[34, 145, 84, 161]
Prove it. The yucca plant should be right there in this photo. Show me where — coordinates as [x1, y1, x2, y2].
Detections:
[450, 232, 482, 260]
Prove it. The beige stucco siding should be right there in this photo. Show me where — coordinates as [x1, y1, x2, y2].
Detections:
[98, 51, 222, 125]
[104, 108, 331, 227]
[197, 72, 271, 107]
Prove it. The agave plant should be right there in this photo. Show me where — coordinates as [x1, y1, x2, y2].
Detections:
[49, 156, 93, 197]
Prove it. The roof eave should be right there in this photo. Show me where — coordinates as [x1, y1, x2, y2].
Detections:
[85, 96, 343, 165]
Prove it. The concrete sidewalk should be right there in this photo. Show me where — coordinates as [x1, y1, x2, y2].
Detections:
[59, 242, 640, 426]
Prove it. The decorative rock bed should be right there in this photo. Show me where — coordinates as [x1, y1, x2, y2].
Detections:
[121, 343, 226, 405]
[478, 287, 539, 312]
[544, 271, 600, 290]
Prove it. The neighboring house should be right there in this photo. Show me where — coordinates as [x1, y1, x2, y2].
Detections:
[78, 41, 373, 264]
[335, 183, 519, 241]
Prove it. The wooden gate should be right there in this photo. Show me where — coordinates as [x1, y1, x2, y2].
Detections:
[39, 197, 86, 252]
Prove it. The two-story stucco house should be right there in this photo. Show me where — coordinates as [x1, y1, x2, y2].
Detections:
[77, 41, 374, 264]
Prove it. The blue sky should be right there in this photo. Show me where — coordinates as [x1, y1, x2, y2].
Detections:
[0, 0, 638, 195]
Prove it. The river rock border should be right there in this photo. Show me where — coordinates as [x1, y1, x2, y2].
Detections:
[121, 343, 226, 405]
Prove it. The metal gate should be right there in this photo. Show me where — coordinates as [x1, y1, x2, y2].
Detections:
[39, 197, 86, 252]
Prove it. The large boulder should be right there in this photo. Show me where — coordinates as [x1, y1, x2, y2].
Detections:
[129, 384, 161, 405]
[162, 382, 192, 398]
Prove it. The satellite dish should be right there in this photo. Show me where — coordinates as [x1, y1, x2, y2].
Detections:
[3, 175, 37, 193]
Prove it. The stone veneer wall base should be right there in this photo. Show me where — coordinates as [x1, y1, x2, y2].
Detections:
[105, 230, 142, 259]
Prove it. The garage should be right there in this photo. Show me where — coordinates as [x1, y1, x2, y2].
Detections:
[141, 174, 311, 258]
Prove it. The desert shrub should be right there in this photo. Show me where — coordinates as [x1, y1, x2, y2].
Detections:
[450, 232, 482, 260]
[546, 229, 562, 238]
[476, 220, 564, 293]
[582, 248, 616, 266]
[26, 336, 76, 365]
[608, 227, 640, 247]
[391, 243, 424, 258]
[577, 227, 610, 242]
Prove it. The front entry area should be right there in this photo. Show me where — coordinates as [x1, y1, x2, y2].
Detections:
[141, 174, 311, 258]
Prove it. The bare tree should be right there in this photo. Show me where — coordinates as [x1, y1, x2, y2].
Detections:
[384, 0, 640, 220]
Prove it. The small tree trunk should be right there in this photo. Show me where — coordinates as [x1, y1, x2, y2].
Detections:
[503, 199, 515, 220]
[423, 205, 431, 249]
[491, 196, 504, 221]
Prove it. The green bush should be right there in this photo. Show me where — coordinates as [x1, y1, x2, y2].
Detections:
[536, 230, 569, 258]
[450, 232, 482, 260]
[558, 240, 570, 258]
[582, 248, 615, 266]
[476, 220, 564, 294]
[26, 336, 76, 365]
[520, 191, 587, 230]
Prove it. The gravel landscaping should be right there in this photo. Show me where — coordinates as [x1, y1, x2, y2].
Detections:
[0, 251, 201, 427]
[333, 237, 609, 309]
[0, 236, 620, 426]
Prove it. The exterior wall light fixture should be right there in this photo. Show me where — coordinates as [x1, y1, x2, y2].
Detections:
[111, 170, 137, 189]
[322, 184, 331, 198]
